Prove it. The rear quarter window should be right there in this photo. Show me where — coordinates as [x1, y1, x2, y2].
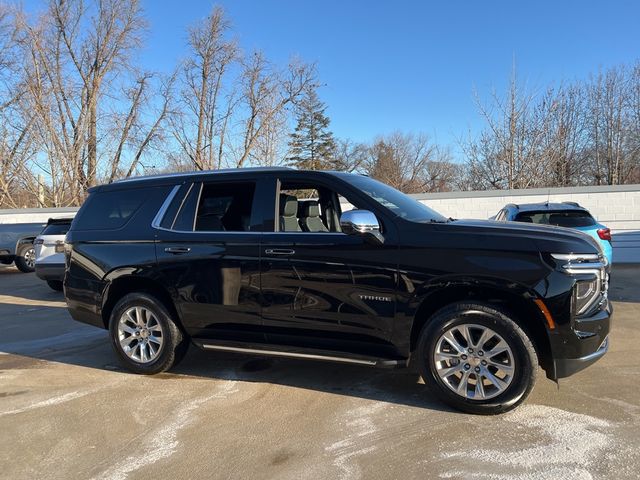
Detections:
[73, 188, 151, 230]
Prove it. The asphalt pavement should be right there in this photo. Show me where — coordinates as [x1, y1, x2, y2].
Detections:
[1, 265, 639, 480]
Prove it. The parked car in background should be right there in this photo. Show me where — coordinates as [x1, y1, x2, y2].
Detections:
[0, 207, 79, 273]
[64, 168, 611, 415]
[493, 202, 613, 264]
[35, 217, 75, 291]
[0, 222, 46, 272]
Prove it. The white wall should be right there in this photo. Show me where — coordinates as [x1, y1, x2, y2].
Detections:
[412, 184, 640, 263]
[0, 207, 78, 225]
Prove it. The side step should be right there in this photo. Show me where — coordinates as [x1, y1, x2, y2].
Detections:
[192, 339, 407, 369]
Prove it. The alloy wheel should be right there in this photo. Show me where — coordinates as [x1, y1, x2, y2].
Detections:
[433, 323, 515, 400]
[117, 306, 165, 363]
[24, 247, 36, 269]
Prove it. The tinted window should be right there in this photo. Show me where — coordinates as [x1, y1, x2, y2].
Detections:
[168, 182, 256, 232]
[515, 211, 596, 228]
[195, 182, 255, 232]
[42, 222, 71, 235]
[170, 183, 201, 231]
[74, 188, 149, 230]
[159, 184, 191, 229]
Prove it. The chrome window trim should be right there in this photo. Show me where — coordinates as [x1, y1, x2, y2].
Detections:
[170, 183, 195, 230]
[151, 184, 181, 229]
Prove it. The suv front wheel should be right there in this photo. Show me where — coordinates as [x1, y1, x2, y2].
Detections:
[109, 292, 189, 374]
[416, 302, 538, 415]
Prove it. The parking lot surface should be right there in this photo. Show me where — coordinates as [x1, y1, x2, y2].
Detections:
[1, 265, 639, 480]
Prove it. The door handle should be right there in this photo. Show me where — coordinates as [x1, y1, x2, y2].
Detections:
[264, 248, 295, 256]
[164, 247, 191, 254]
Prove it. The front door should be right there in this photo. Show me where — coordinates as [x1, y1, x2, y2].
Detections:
[260, 177, 399, 357]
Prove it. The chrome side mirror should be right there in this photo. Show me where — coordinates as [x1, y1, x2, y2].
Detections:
[340, 210, 384, 245]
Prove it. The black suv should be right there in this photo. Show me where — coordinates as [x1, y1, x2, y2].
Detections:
[65, 168, 611, 414]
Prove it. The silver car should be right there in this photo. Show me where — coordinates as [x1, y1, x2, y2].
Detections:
[34, 217, 75, 291]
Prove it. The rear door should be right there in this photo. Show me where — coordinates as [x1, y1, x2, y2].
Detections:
[154, 177, 269, 343]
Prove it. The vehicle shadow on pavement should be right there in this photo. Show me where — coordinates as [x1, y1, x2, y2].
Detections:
[1, 338, 453, 413]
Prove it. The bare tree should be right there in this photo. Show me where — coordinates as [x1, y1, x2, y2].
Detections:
[236, 54, 315, 167]
[18, 0, 147, 204]
[172, 6, 237, 170]
[463, 68, 555, 190]
[365, 132, 454, 192]
[0, 5, 36, 207]
[332, 138, 368, 172]
[538, 85, 587, 186]
[107, 72, 175, 182]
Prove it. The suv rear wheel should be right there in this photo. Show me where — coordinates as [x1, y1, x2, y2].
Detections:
[416, 302, 537, 415]
[15, 243, 36, 273]
[108, 292, 189, 374]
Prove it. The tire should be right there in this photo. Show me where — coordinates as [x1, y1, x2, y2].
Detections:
[108, 292, 189, 375]
[47, 280, 64, 291]
[416, 302, 537, 415]
[15, 243, 36, 273]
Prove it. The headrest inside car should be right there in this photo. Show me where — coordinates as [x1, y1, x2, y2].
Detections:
[280, 194, 298, 217]
[302, 200, 321, 217]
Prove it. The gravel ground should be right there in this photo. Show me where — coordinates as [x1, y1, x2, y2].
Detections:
[1, 265, 639, 480]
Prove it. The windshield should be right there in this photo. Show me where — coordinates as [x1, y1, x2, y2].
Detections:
[340, 174, 448, 223]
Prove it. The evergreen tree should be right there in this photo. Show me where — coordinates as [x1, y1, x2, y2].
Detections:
[287, 88, 336, 170]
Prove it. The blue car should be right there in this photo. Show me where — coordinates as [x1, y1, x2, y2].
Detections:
[493, 202, 613, 264]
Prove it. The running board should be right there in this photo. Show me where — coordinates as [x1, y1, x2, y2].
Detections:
[193, 340, 406, 369]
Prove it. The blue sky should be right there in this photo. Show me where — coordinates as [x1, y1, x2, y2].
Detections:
[24, 0, 640, 160]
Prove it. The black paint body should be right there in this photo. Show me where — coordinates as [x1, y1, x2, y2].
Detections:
[65, 169, 611, 379]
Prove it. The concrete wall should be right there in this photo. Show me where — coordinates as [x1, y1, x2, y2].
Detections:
[0, 207, 79, 225]
[411, 184, 640, 263]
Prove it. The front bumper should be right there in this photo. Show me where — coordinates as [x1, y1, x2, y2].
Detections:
[555, 335, 609, 378]
[35, 262, 65, 282]
[551, 304, 612, 379]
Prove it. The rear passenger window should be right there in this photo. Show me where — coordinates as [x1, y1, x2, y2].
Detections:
[196, 182, 255, 232]
[170, 182, 256, 232]
[74, 189, 148, 230]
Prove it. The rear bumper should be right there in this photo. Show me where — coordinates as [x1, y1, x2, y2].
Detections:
[35, 263, 65, 281]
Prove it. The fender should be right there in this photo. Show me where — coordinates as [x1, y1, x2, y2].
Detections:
[392, 274, 551, 358]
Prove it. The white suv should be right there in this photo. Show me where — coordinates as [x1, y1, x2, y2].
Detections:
[34, 217, 74, 291]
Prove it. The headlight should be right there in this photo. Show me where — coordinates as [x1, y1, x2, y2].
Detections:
[574, 278, 600, 315]
[552, 253, 607, 316]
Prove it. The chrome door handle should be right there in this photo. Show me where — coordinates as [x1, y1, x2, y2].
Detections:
[164, 247, 191, 254]
[264, 248, 295, 256]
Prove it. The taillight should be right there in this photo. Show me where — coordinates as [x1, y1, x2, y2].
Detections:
[597, 228, 611, 241]
[55, 240, 65, 253]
